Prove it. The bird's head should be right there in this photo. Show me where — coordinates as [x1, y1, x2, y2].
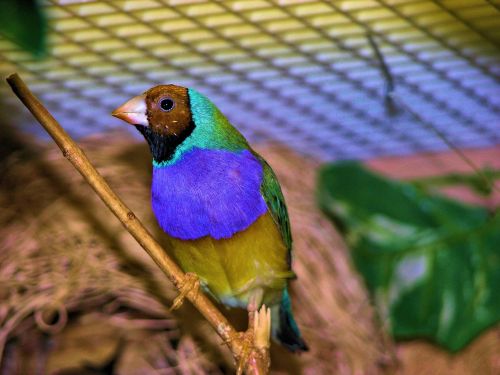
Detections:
[112, 84, 195, 164]
[113, 84, 248, 165]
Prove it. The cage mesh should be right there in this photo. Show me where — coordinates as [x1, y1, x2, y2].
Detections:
[0, 0, 499, 160]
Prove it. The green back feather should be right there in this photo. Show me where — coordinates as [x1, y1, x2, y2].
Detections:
[256, 154, 293, 258]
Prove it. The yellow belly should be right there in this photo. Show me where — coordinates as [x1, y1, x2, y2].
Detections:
[168, 212, 293, 307]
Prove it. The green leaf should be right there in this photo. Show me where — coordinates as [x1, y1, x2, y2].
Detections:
[317, 161, 500, 351]
[410, 168, 500, 196]
[0, 0, 47, 57]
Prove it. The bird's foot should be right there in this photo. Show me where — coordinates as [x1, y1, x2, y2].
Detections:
[169, 272, 200, 311]
[236, 305, 271, 375]
[253, 305, 271, 350]
[236, 328, 253, 375]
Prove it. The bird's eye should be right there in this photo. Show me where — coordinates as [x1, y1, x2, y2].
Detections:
[159, 97, 175, 112]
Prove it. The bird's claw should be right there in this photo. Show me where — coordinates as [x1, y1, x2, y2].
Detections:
[236, 329, 254, 375]
[170, 272, 200, 311]
[254, 305, 271, 350]
[236, 305, 271, 375]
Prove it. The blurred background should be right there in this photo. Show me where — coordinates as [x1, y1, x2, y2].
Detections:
[0, 1, 499, 374]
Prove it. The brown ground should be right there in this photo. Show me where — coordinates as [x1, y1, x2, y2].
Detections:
[0, 125, 499, 374]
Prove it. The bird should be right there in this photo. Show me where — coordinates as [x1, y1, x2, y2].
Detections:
[112, 84, 308, 356]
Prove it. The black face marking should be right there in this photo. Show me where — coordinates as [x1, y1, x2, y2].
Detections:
[159, 97, 175, 112]
[135, 119, 195, 164]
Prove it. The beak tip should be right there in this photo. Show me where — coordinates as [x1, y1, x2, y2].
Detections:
[111, 94, 148, 126]
[111, 111, 130, 124]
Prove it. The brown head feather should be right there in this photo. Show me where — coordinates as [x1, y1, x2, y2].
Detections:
[144, 85, 192, 137]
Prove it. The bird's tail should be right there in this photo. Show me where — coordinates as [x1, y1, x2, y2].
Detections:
[271, 288, 308, 352]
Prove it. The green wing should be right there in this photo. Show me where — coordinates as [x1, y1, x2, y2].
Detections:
[255, 154, 293, 263]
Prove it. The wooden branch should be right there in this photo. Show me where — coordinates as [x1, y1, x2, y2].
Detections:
[6, 73, 269, 374]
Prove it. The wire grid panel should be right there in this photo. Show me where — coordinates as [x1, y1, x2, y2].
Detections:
[0, 0, 499, 160]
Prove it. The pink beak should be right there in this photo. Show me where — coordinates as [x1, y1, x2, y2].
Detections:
[112, 94, 148, 126]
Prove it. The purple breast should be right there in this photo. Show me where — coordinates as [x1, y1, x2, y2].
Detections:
[151, 148, 268, 240]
